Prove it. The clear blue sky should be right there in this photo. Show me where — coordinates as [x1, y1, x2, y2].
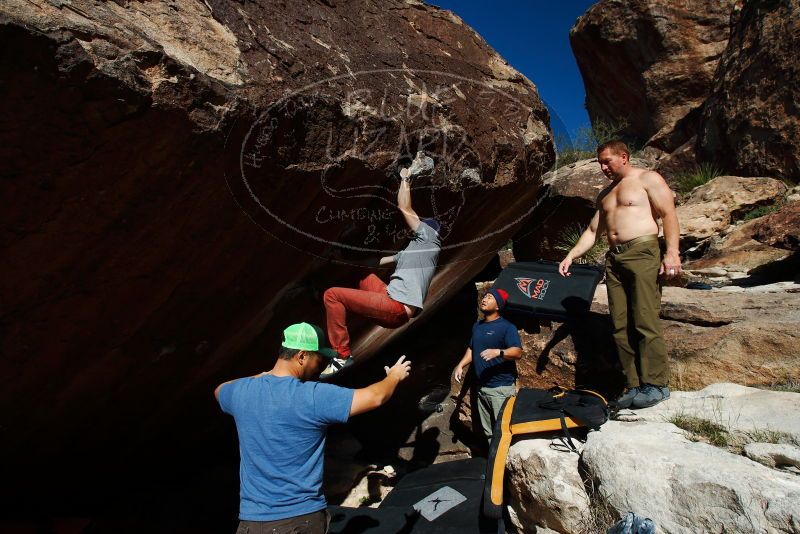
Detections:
[431, 0, 597, 148]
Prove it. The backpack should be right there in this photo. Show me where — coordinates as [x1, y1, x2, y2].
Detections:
[483, 386, 609, 519]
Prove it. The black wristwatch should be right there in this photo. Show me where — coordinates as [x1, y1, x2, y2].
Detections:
[499, 350, 505, 359]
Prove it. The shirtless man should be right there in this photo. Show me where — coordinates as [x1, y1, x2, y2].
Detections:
[558, 140, 681, 409]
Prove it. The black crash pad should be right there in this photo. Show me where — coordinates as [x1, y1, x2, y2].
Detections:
[328, 458, 496, 534]
[492, 261, 603, 320]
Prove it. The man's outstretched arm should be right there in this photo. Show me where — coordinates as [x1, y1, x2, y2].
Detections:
[350, 355, 412, 416]
[397, 177, 421, 231]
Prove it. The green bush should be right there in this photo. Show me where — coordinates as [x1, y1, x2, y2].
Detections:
[554, 223, 607, 265]
[742, 203, 780, 221]
[674, 162, 721, 193]
[553, 119, 630, 170]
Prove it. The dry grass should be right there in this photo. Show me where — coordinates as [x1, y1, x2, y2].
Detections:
[579, 477, 618, 534]
[670, 413, 800, 453]
[669, 414, 731, 447]
[765, 378, 800, 393]
[744, 428, 800, 448]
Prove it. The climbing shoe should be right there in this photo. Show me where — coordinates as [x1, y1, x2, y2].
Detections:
[321, 356, 354, 377]
[615, 387, 641, 409]
[632, 384, 670, 409]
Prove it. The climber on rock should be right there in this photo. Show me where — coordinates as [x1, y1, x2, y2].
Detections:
[322, 152, 441, 376]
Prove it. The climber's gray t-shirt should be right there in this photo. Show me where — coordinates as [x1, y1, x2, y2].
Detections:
[387, 221, 441, 310]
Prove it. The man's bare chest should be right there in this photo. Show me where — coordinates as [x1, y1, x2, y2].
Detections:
[600, 184, 650, 211]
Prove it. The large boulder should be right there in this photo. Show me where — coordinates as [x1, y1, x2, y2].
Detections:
[680, 182, 796, 282]
[506, 438, 590, 534]
[570, 0, 735, 151]
[505, 385, 800, 534]
[620, 284, 800, 390]
[582, 418, 800, 534]
[683, 216, 792, 277]
[0, 0, 553, 514]
[698, 0, 800, 183]
[677, 175, 787, 244]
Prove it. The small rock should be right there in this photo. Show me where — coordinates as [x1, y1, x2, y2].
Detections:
[744, 443, 800, 471]
[460, 168, 481, 184]
[405, 151, 435, 178]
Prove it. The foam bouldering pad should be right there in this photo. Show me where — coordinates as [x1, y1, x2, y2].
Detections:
[328, 458, 496, 533]
[493, 261, 603, 320]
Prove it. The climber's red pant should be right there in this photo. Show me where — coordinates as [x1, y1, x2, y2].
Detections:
[324, 274, 409, 358]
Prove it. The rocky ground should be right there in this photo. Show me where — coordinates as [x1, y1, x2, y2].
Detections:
[507, 384, 800, 534]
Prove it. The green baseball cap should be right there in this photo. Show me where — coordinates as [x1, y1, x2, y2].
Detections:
[282, 323, 338, 359]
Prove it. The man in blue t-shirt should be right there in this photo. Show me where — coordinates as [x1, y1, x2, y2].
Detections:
[453, 288, 523, 444]
[216, 322, 411, 533]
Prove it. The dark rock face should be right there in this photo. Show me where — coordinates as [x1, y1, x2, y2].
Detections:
[0, 0, 553, 521]
[570, 0, 735, 151]
[697, 0, 800, 183]
[751, 201, 800, 251]
[571, 0, 800, 183]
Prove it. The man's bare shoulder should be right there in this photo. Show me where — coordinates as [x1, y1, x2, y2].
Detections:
[638, 168, 669, 189]
[595, 183, 615, 207]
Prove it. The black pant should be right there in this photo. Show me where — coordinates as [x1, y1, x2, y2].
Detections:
[236, 509, 329, 534]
